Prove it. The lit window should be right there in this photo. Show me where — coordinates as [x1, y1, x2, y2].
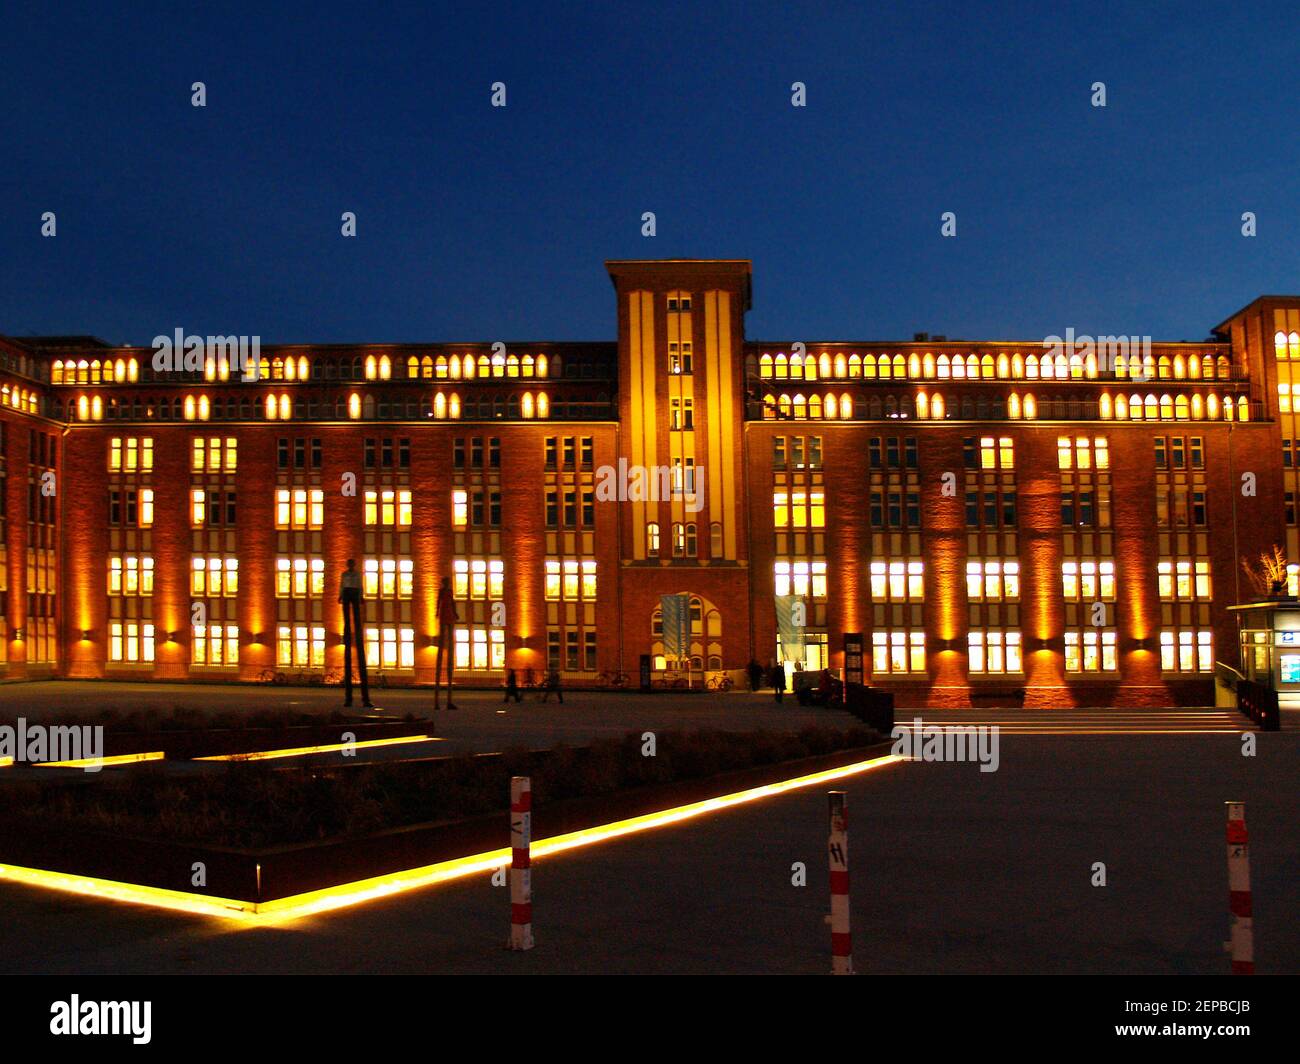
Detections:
[452, 489, 468, 529]
[191, 557, 239, 597]
[968, 631, 1022, 674]
[869, 560, 924, 601]
[363, 489, 412, 528]
[1157, 560, 1211, 600]
[276, 557, 325, 598]
[774, 560, 828, 599]
[545, 558, 597, 600]
[871, 631, 925, 674]
[108, 621, 154, 663]
[1065, 629, 1117, 672]
[966, 560, 1019, 601]
[275, 488, 324, 530]
[1061, 561, 1115, 601]
[363, 558, 414, 599]
[453, 558, 505, 600]
[107, 556, 154, 596]
[365, 627, 415, 670]
[453, 626, 505, 671]
[192, 624, 239, 666]
[1159, 630, 1212, 673]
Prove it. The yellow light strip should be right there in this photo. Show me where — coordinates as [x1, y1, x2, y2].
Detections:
[0, 756, 12, 768]
[0, 752, 902, 923]
[195, 735, 441, 762]
[37, 752, 165, 769]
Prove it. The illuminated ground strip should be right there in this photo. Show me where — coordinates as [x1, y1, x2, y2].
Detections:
[36, 752, 164, 769]
[195, 735, 442, 761]
[0, 752, 902, 923]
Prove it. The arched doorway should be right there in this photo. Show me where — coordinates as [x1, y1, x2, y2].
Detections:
[650, 593, 723, 679]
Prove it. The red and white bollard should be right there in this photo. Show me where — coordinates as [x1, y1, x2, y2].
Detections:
[509, 776, 534, 950]
[1225, 801, 1252, 975]
[828, 790, 853, 975]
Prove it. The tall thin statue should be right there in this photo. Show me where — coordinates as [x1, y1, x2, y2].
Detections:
[339, 558, 374, 709]
[433, 575, 459, 711]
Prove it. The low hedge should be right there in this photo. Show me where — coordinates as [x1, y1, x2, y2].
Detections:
[0, 726, 877, 849]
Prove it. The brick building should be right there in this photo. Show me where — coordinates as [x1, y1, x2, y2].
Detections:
[0, 259, 1294, 706]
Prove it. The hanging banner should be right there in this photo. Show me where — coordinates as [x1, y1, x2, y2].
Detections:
[775, 595, 805, 662]
[660, 594, 691, 661]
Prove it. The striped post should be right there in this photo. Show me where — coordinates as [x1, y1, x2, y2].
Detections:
[509, 776, 534, 950]
[1226, 801, 1253, 975]
[828, 790, 853, 975]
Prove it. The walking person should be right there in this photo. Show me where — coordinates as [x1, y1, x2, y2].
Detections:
[540, 666, 564, 704]
[503, 667, 522, 704]
[772, 661, 787, 703]
[747, 658, 763, 692]
[339, 558, 374, 710]
[433, 576, 459, 711]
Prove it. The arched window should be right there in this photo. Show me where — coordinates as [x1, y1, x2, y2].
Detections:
[646, 522, 660, 556]
[840, 392, 852, 419]
[521, 392, 535, 419]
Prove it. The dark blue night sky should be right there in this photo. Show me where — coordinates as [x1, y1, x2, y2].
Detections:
[2, 1, 1296, 347]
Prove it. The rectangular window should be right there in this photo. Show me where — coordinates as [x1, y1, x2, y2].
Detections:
[544, 558, 597, 601]
[365, 626, 415, 669]
[453, 626, 505, 670]
[276, 625, 325, 667]
[966, 560, 1020, 601]
[871, 631, 925, 674]
[967, 630, 1022, 674]
[453, 558, 505, 600]
[108, 621, 154, 663]
[774, 560, 828, 599]
[107, 556, 154, 596]
[192, 624, 239, 666]
[109, 437, 153, 473]
[1064, 629, 1118, 672]
[364, 558, 414, 599]
[276, 488, 324, 530]
[1157, 560, 1212, 600]
[191, 436, 237, 473]
[869, 561, 924, 602]
[275, 557, 325, 598]
[1160, 630, 1213, 673]
[1061, 561, 1116, 601]
[363, 489, 412, 528]
[191, 557, 239, 597]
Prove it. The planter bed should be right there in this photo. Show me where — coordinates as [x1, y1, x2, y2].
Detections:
[0, 736, 891, 907]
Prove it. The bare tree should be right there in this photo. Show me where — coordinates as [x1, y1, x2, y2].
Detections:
[1241, 543, 1289, 597]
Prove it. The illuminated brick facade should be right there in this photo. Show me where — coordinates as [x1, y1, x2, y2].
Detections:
[0, 261, 1294, 706]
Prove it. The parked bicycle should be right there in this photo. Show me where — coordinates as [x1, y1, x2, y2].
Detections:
[598, 669, 630, 689]
[706, 674, 734, 692]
